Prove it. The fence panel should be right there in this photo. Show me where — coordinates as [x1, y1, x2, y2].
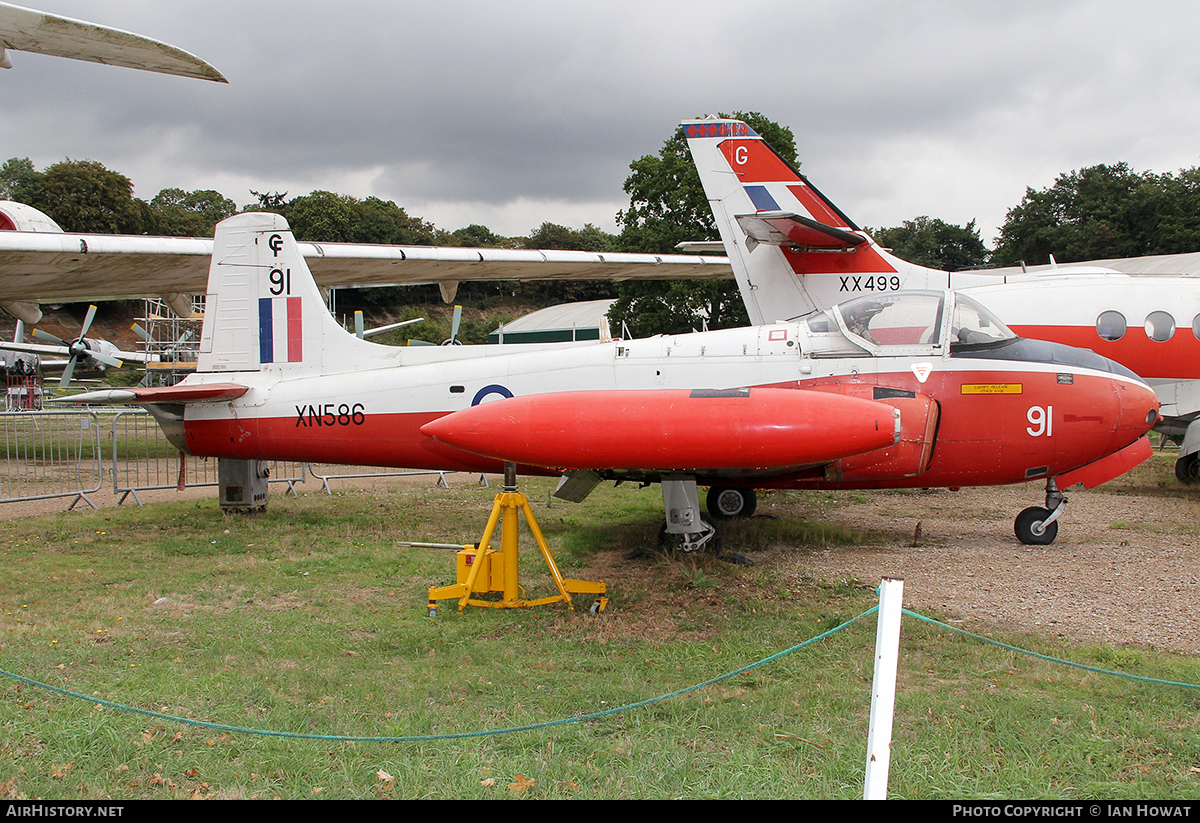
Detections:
[109, 409, 307, 505]
[0, 410, 104, 508]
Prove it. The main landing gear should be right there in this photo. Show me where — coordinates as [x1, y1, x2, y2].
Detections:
[659, 479, 753, 564]
[661, 478, 723, 555]
[706, 486, 757, 520]
[1175, 451, 1200, 484]
[1014, 478, 1067, 546]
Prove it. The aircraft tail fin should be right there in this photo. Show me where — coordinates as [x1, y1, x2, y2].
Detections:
[198, 213, 358, 375]
[682, 118, 942, 323]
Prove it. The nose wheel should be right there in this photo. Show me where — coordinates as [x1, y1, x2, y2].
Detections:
[1015, 479, 1067, 545]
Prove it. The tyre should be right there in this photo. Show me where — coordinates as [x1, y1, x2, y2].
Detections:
[707, 487, 757, 520]
[1014, 506, 1058, 545]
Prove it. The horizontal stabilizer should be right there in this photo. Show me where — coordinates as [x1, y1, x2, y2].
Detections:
[735, 212, 867, 251]
[54, 382, 249, 405]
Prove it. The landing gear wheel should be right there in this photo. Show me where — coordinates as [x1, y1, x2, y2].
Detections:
[658, 514, 723, 555]
[707, 487, 757, 520]
[1015, 506, 1058, 546]
[1175, 452, 1200, 484]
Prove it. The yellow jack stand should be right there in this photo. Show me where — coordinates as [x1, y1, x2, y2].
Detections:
[427, 464, 607, 616]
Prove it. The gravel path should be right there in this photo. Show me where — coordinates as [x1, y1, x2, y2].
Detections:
[764, 479, 1200, 655]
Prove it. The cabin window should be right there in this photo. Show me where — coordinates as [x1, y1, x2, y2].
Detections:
[1096, 311, 1126, 341]
[1145, 311, 1175, 342]
[1192, 315, 1200, 341]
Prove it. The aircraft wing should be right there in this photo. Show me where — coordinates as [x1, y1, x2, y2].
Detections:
[0, 231, 733, 304]
[0, 340, 156, 364]
[0, 2, 226, 82]
[986, 251, 1200, 278]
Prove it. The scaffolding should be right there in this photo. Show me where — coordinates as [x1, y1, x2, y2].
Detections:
[136, 296, 204, 386]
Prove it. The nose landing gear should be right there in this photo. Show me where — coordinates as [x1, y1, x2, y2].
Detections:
[1014, 478, 1067, 545]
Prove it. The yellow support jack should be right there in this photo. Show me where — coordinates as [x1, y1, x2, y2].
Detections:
[427, 463, 607, 616]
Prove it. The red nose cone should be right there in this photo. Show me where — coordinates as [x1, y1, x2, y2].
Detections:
[421, 388, 900, 471]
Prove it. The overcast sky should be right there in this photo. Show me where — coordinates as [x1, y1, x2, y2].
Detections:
[4, 0, 1200, 248]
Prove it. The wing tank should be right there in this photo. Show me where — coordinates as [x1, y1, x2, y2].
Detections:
[420, 387, 900, 471]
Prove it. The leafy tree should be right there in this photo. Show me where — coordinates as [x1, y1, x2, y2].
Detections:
[869, 216, 990, 270]
[0, 157, 39, 201]
[452, 223, 505, 247]
[522, 222, 616, 252]
[990, 162, 1198, 266]
[608, 112, 794, 336]
[607, 280, 745, 338]
[147, 188, 237, 236]
[21, 159, 142, 234]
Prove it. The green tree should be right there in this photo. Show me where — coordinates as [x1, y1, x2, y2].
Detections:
[988, 162, 1200, 266]
[609, 112, 794, 336]
[147, 188, 237, 236]
[22, 159, 142, 234]
[869, 216, 990, 270]
[452, 223, 506, 247]
[522, 222, 617, 252]
[0, 157, 39, 201]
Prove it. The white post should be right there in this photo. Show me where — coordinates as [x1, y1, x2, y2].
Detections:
[863, 577, 904, 800]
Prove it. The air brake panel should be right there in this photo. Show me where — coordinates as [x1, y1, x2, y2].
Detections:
[820, 391, 940, 482]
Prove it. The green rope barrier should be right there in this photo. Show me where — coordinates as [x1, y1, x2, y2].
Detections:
[0, 606, 877, 743]
[7, 604, 1192, 746]
[903, 609, 1200, 690]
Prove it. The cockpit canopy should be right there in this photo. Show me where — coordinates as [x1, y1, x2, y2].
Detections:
[804, 290, 1017, 357]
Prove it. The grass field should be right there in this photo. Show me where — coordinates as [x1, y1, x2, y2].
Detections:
[0, 476, 1197, 799]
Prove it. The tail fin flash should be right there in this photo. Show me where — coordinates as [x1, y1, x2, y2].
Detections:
[198, 213, 347, 374]
[683, 118, 942, 323]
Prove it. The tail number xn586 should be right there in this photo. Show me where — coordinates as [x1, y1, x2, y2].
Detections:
[296, 403, 365, 428]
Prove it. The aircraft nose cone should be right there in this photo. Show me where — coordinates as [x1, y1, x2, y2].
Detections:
[1120, 379, 1161, 440]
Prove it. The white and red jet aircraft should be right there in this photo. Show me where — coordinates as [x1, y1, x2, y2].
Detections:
[62, 212, 1159, 547]
[683, 117, 1200, 486]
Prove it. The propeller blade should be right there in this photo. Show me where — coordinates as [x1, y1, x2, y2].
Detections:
[131, 323, 153, 343]
[78, 305, 98, 338]
[32, 328, 67, 347]
[355, 311, 365, 339]
[58, 356, 77, 389]
[13, 320, 23, 344]
[442, 305, 463, 345]
[87, 350, 123, 369]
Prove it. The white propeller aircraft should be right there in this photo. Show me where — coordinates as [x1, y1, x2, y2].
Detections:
[683, 117, 1200, 484]
[0, 303, 165, 387]
[0, 199, 732, 326]
[59, 212, 1160, 547]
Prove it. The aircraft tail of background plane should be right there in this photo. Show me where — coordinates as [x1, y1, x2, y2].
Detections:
[198, 212, 366, 375]
[682, 117, 972, 324]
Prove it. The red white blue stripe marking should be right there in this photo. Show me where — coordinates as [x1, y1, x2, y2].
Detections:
[259, 297, 303, 364]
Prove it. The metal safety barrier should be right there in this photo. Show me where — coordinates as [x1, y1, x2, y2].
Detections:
[0, 409, 104, 509]
[306, 462, 465, 494]
[108, 409, 307, 506]
[0, 408, 478, 510]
